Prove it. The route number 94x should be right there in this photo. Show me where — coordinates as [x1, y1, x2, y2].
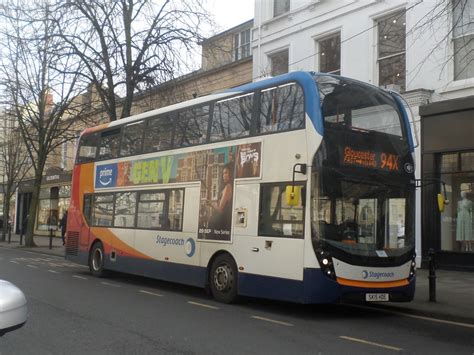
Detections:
[380, 153, 399, 172]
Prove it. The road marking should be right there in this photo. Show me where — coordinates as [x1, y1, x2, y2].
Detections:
[187, 301, 219, 310]
[48, 270, 59, 274]
[251, 316, 294, 327]
[348, 304, 474, 329]
[139, 290, 164, 297]
[10, 260, 19, 264]
[340, 336, 402, 351]
[73, 275, 88, 280]
[27, 264, 38, 269]
[101, 281, 121, 288]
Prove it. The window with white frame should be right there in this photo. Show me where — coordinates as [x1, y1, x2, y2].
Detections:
[234, 28, 251, 61]
[453, 0, 474, 80]
[377, 10, 406, 92]
[274, 0, 290, 17]
[318, 33, 341, 75]
[270, 49, 289, 76]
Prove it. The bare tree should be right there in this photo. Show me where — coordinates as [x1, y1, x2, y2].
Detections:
[0, 109, 29, 242]
[0, 1, 90, 247]
[407, 0, 473, 85]
[55, 0, 211, 121]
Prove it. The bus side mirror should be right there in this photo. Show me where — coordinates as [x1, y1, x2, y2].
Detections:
[286, 186, 301, 206]
[437, 193, 448, 213]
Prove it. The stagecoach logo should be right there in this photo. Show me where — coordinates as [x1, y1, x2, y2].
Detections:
[404, 163, 414, 174]
[185, 238, 196, 257]
[362, 270, 395, 280]
[95, 164, 117, 188]
[155, 235, 196, 257]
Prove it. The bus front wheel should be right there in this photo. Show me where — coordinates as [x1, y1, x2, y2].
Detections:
[209, 254, 238, 304]
[89, 242, 107, 278]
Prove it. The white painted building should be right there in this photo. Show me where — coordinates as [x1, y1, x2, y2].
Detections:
[252, 0, 474, 267]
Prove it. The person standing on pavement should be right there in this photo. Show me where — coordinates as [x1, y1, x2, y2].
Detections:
[59, 211, 68, 246]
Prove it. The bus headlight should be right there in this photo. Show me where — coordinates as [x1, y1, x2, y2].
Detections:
[315, 249, 336, 280]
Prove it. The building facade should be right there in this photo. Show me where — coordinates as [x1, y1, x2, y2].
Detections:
[2, 20, 254, 239]
[252, 0, 474, 268]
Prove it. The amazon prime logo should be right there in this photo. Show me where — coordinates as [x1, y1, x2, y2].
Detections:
[95, 164, 117, 188]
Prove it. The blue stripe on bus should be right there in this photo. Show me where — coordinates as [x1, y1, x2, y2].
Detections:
[224, 71, 323, 136]
[70, 251, 414, 303]
[391, 93, 415, 152]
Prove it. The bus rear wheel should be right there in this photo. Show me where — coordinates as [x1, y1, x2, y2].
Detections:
[89, 242, 107, 278]
[209, 254, 238, 304]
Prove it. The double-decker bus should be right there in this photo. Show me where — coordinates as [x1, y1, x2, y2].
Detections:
[66, 71, 417, 304]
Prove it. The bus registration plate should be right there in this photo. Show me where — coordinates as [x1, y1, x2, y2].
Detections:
[365, 293, 389, 302]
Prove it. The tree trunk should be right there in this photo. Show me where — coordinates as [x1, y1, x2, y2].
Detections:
[24, 175, 42, 247]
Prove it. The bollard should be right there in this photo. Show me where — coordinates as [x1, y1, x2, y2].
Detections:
[19, 233, 23, 246]
[49, 228, 53, 250]
[8, 229, 11, 244]
[428, 248, 436, 302]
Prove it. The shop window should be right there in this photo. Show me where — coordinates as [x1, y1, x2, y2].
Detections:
[377, 10, 406, 91]
[318, 33, 341, 75]
[36, 187, 59, 231]
[453, 0, 474, 80]
[58, 185, 71, 225]
[439, 151, 474, 253]
[259, 183, 305, 238]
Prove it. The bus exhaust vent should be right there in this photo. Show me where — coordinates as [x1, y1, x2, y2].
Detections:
[66, 232, 79, 256]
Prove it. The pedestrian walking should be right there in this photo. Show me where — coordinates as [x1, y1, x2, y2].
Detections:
[60, 211, 68, 246]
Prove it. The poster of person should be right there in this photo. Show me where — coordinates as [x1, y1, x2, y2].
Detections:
[198, 143, 261, 241]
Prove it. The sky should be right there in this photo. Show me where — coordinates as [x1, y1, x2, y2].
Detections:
[207, 0, 254, 34]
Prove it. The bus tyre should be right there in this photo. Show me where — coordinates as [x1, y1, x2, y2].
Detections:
[210, 254, 238, 304]
[89, 242, 107, 278]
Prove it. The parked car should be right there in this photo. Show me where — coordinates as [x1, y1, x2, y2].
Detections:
[0, 280, 28, 336]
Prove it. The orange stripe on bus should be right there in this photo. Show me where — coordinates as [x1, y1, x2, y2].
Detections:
[90, 227, 153, 260]
[336, 277, 409, 288]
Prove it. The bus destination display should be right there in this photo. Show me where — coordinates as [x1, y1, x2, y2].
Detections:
[342, 146, 400, 172]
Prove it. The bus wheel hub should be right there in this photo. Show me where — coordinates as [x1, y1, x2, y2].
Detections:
[214, 265, 233, 291]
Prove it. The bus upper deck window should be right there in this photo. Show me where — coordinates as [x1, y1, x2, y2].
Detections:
[77, 133, 99, 163]
[98, 128, 121, 160]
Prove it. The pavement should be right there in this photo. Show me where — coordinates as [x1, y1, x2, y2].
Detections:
[1, 233, 473, 325]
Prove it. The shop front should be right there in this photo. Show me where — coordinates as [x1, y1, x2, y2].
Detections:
[35, 170, 71, 237]
[421, 96, 474, 270]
